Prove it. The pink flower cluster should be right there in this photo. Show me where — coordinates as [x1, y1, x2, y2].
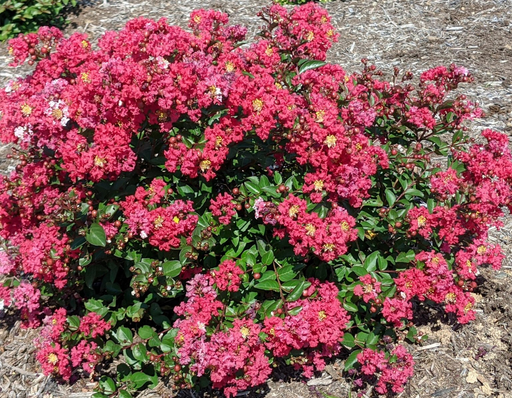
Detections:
[263, 280, 350, 377]
[209, 192, 236, 225]
[120, 180, 198, 251]
[353, 274, 381, 303]
[34, 310, 110, 380]
[212, 260, 244, 292]
[275, 195, 358, 261]
[173, 274, 268, 397]
[357, 345, 414, 394]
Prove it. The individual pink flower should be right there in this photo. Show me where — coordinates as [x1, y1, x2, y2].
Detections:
[79, 312, 111, 338]
[13, 282, 40, 312]
[212, 260, 244, 292]
[382, 297, 413, 327]
[209, 192, 236, 225]
[353, 274, 381, 303]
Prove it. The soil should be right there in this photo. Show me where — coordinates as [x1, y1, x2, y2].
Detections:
[1, 0, 512, 397]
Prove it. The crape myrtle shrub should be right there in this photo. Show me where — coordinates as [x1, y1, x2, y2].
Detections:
[0, 3, 510, 397]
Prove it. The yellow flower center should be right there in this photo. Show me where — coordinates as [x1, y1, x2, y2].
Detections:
[200, 159, 211, 172]
[154, 215, 165, 229]
[323, 243, 335, 252]
[81, 40, 89, 48]
[305, 223, 316, 236]
[417, 215, 427, 227]
[318, 311, 327, 321]
[315, 110, 325, 123]
[464, 302, 473, 313]
[240, 326, 250, 338]
[94, 156, 106, 168]
[466, 260, 473, 268]
[225, 61, 235, 72]
[8, 47, 14, 55]
[252, 98, 264, 113]
[265, 46, 274, 56]
[341, 221, 350, 231]
[289, 205, 300, 218]
[313, 180, 324, 192]
[362, 284, 373, 294]
[445, 292, 457, 304]
[355, 143, 363, 151]
[305, 31, 315, 42]
[324, 135, 337, 148]
[215, 136, 223, 148]
[477, 245, 487, 255]
[21, 104, 32, 116]
[52, 108, 63, 120]
[48, 353, 58, 365]
[327, 30, 334, 38]
[193, 15, 201, 23]
[173, 216, 180, 224]
[81, 72, 91, 83]
[157, 110, 167, 122]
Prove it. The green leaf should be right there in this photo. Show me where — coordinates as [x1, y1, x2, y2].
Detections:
[385, 189, 396, 206]
[162, 260, 182, 278]
[396, 250, 416, 263]
[342, 333, 355, 348]
[257, 240, 274, 265]
[244, 180, 260, 195]
[255, 280, 280, 292]
[277, 265, 297, 282]
[138, 325, 156, 340]
[116, 326, 133, 346]
[160, 330, 176, 352]
[99, 377, 116, 394]
[287, 280, 307, 301]
[344, 349, 362, 370]
[86, 223, 106, 247]
[378, 255, 388, 270]
[67, 315, 80, 330]
[119, 391, 133, 398]
[103, 340, 121, 357]
[343, 301, 358, 312]
[363, 251, 379, 272]
[241, 250, 256, 267]
[261, 250, 274, 266]
[128, 371, 158, 389]
[297, 59, 326, 75]
[132, 343, 148, 362]
[84, 299, 109, 317]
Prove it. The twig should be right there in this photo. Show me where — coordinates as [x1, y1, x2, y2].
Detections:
[1, 361, 42, 377]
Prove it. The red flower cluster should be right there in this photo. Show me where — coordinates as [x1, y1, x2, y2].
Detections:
[120, 182, 198, 251]
[357, 345, 414, 394]
[276, 195, 358, 261]
[34, 310, 110, 380]
[263, 280, 350, 376]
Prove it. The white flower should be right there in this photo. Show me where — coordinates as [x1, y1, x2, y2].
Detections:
[140, 230, 148, 239]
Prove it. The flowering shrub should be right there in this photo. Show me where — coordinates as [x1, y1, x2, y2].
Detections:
[0, 0, 76, 42]
[0, 3, 510, 397]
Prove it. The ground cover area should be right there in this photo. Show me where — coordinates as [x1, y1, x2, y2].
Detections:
[0, 0, 511, 397]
